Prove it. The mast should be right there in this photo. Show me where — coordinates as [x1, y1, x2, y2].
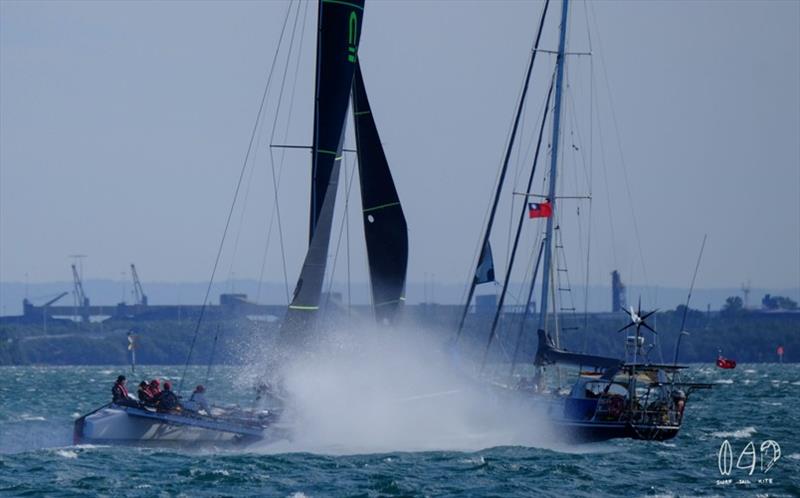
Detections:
[455, 0, 551, 341]
[537, 0, 569, 333]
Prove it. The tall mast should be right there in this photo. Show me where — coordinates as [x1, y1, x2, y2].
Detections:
[537, 0, 569, 332]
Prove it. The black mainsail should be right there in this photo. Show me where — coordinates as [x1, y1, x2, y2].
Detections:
[309, 0, 366, 241]
[352, 61, 409, 323]
[281, 0, 365, 344]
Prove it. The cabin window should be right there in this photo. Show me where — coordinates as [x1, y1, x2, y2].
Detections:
[583, 381, 627, 398]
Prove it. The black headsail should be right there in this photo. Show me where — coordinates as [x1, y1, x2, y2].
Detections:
[280, 0, 365, 346]
[352, 61, 409, 323]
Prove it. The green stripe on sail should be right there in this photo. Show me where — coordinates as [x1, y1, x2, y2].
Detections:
[354, 111, 371, 116]
[363, 201, 400, 213]
[322, 0, 364, 11]
[288, 305, 319, 311]
[317, 149, 338, 156]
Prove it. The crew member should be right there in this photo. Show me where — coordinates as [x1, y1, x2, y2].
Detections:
[156, 381, 180, 413]
[148, 379, 161, 397]
[184, 385, 210, 414]
[137, 381, 154, 406]
[112, 375, 129, 404]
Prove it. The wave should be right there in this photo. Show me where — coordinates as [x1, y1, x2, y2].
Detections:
[54, 449, 78, 459]
[711, 426, 757, 438]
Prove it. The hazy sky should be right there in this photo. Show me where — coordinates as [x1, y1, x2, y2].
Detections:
[1, 0, 798, 294]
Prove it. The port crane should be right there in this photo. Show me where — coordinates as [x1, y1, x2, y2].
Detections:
[71, 263, 90, 322]
[130, 264, 148, 306]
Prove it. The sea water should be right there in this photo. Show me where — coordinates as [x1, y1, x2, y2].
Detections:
[0, 364, 798, 497]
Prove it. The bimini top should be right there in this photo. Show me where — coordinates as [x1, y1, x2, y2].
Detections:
[534, 329, 624, 371]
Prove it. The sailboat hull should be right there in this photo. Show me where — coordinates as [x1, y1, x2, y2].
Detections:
[551, 419, 680, 442]
[73, 404, 284, 448]
[498, 387, 682, 443]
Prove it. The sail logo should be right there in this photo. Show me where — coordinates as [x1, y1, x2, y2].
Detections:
[717, 439, 780, 480]
[347, 12, 358, 62]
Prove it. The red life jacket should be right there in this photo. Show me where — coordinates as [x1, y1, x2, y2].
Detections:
[113, 382, 129, 400]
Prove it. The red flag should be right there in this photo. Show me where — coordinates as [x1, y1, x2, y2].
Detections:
[777, 345, 784, 356]
[528, 200, 552, 219]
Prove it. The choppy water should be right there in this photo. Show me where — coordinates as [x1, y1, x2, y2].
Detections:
[1, 364, 798, 497]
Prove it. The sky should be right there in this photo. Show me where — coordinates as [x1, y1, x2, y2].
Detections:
[1, 0, 799, 301]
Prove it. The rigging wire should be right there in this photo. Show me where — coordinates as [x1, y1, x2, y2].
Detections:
[266, 0, 306, 304]
[480, 75, 556, 371]
[562, 80, 594, 349]
[582, 0, 594, 343]
[229, 0, 304, 297]
[256, 0, 310, 304]
[204, 324, 222, 388]
[456, 0, 552, 340]
[177, 0, 296, 394]
[491, 90, 550, 367]
[587, 1, 652, 303]
[323, 150, 359, 313]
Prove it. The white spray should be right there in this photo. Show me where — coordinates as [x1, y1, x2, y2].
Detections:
[249, 321, 561, 455]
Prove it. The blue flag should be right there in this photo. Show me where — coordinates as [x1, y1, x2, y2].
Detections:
[474, 241, 495, 285]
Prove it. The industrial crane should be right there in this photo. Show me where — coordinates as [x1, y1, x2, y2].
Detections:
[130, 264, 148, 306]
[71, 263, 90, 321]
[43, 291, 69, 307]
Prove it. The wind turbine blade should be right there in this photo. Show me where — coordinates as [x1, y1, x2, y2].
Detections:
[617, 322, 635, 333]
[640, 309, 658, 321]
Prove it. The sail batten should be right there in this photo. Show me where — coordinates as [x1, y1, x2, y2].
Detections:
[352, 61, 409, 324]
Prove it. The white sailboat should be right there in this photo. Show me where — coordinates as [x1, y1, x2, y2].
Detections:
[74, 0, 409, 447]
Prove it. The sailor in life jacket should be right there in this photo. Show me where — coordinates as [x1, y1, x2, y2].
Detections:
[183, 385, 211, 414]
[147, 379, 161, 398]
[156, 381, 180, 413]
[137, 381, 155, 406]
[112, 375, 129, 403]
